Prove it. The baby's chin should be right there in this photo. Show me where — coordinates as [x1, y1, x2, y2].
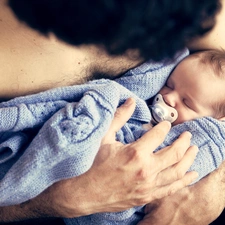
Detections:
[172, 117, 185, 126]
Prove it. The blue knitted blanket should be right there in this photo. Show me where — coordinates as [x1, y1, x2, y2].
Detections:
[0, 49, 225, 225]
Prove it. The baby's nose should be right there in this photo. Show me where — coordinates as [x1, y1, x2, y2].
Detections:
[162, 93, 177, 107]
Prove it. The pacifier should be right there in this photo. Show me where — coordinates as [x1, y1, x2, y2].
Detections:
[149, 94, 178, 124]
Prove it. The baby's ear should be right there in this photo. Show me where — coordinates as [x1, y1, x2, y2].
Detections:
[219, 116, 225, 121]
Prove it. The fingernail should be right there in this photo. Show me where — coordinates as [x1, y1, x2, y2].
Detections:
[142, 123, 152, 130]
[124, 98, 134, 106]
[193, 171, 199, 179]
[161, 120, 171, 128]
[192, 145, 199, 154]
[186, 131, 192, 138]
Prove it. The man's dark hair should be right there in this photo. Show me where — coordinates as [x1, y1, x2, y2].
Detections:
[8, 0, 220, 61]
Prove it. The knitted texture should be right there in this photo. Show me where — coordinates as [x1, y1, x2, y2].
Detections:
[1, 49, 225, 224]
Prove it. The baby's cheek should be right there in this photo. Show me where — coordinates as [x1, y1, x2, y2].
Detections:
[174, 111, 194, 125]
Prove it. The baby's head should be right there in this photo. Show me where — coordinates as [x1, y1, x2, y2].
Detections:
[158, 49, 225, 125]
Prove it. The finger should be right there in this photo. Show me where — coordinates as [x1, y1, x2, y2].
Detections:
[156, 145, 198, 186]
[132, 121, 171, 153]
[155, 131, 192, 171]
[102, 98, 136, 143]
[113, 98, 136, 131]
[153, 171, 199, 199]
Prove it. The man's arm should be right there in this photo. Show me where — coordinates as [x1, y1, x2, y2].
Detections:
[0, 98, 198, 222]
[138, 160, 225, 225]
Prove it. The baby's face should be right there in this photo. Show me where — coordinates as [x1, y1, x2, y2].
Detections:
[159, 55, 225, 125]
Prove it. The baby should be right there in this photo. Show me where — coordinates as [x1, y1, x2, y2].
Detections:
[1, 49, 225, 225]
[138, 49, 225, 225]
[150, 49, 225, 126]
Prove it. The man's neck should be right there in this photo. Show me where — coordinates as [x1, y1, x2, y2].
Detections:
[0, 0, 142, 100]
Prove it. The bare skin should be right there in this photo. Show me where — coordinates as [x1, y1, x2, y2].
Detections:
[0, 99, 198, 222]
[187, 0, 225, 51]
[0, 0, 143, 100]
[137, 161, 225, 225]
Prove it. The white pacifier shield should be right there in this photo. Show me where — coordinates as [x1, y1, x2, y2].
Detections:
[150, 94, 178, 123]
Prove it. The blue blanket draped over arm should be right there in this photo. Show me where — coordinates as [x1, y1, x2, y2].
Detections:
[0, 49, 225, 225]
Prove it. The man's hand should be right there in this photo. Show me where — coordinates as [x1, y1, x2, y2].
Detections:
[0, 98, 198, 222]
[137, 160, 225, 225]
[36, 98, 198, 218]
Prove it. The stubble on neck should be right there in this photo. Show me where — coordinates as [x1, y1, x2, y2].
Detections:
[84, 46, 144, 82]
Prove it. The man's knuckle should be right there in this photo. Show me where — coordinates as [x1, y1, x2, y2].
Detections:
[174, 147, 183, 161]
[114, 108, 122, 119]
[167, 186, 176, 196]
[127, 146, 142, 162]
[136, 169, 148, 181]
[175, 169, 185, 180]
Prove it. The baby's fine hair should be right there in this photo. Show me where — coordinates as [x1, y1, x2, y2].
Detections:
[195, 49, 225, 119]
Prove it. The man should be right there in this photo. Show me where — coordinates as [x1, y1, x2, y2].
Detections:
[0, 0, 224, 224]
